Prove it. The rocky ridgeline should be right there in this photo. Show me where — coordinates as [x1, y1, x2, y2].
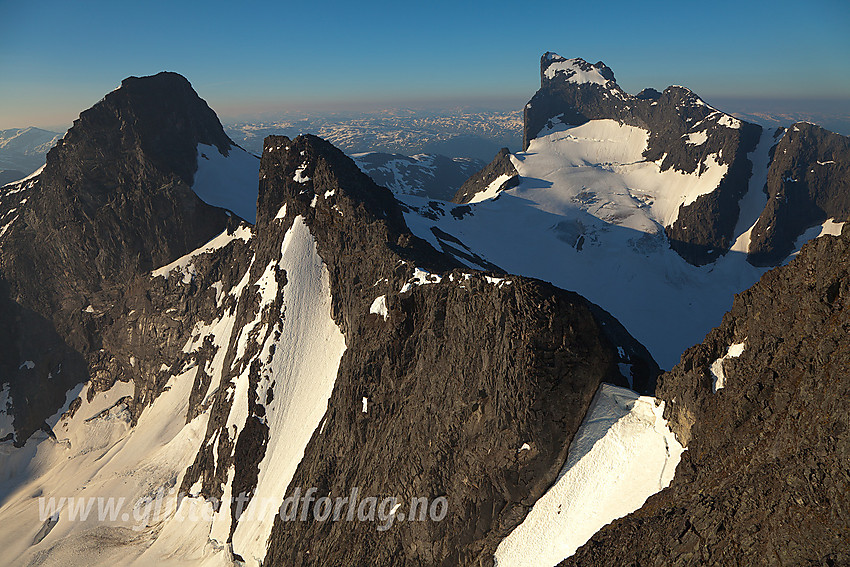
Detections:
[0, 72, 660, 565]
[174, 133, 657, 565]
[452, 148, 519, 204]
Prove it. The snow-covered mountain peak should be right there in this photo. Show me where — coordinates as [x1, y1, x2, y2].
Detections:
[541, 53, 616, 86]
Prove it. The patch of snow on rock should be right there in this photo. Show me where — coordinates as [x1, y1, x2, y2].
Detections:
[230, 216, 347, 564]
[684, 130, 708, 145]
[400, 268, 443, 294]
[370, 295, 389, 320]
[710, 341, 746, 392]
[469, 174, 513, 204]
[293, 162, 310, 183]
[152, 225, 251, 281]
[544, 57, 610, 85]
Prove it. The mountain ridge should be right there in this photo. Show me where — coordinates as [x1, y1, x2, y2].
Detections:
[0, 72, 659, 566]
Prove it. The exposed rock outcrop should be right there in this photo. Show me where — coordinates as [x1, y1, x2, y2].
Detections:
[452, 148, 520, 204]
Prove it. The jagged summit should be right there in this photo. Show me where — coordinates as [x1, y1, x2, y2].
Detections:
[541, 53, 617, 86]
[540, 54, 712, 107]
[258, 134, 410, 229]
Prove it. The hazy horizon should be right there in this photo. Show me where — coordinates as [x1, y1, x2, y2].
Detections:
[2, 0, 848, 131]
[7, 95, 850, 141]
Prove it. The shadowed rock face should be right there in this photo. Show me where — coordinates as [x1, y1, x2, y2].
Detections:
[747, 122, 850, 266]
[0, 72, 239, 443]
[2, 71, 234, 313]
[561, 225, 850, 567]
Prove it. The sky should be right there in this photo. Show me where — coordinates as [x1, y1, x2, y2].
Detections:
[1, 0, 849, 130]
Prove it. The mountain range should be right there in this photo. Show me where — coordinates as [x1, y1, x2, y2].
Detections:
[224, 109, 523, 162]
[0, 54, 847, 566]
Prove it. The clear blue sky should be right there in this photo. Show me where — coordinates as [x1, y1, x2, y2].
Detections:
[1, 0, 848, 129]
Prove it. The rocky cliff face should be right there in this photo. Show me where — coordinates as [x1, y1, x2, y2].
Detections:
[5, 71, 234, 307]
[561, 225, 850, 566]
[747, 122, 850, 265]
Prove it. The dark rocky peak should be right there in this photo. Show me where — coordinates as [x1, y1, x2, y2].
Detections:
[635, 87, 662, 100]
[747, 122, 850, 265]
[525, 53, 752, 153]
[257, 134, 457, 336]
[653, 85, 718, 123]
[662, 84, 706, 101]
[0, 74, 237, 443]
[524, 53, 627, 148]
[51, 71, 233, 187]
[257, 134, 407, 233]
[2, 72, 234, 311]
